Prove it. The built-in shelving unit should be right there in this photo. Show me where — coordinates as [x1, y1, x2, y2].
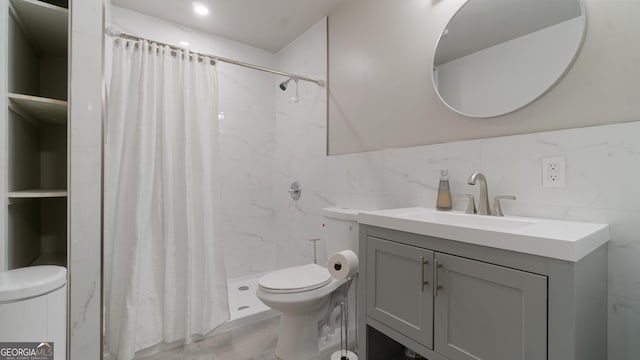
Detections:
[9, 0, 68, 57]
[8, 93, 67, 124]
[3, 0, 69, 270]
[8, 189, 68, 198]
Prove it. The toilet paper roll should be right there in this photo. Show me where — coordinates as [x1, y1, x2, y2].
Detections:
[331, 350, 358, 360]
[328, 250, 359, 280]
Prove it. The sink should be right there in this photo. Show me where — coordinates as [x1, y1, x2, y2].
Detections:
[358, 207, 609, 262]
[397, 209, 536, 230]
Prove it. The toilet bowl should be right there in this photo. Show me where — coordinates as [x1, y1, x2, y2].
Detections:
[256, 207, 360, 360]
[257, 263, 346, 360]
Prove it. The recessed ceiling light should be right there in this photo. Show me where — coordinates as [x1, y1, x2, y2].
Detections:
[193, 2, 209, 16]
[179, 41, 190, 47]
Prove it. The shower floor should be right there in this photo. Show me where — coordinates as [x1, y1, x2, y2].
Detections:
[134, 273, 280, 360]
[227, 273, 273, 322]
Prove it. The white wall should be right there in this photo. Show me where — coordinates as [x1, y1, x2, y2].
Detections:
[435, 17, 583, 117]
[328, 0, 640, 154]
[69, 0, 103, 358]
[108, 7, 278, 279]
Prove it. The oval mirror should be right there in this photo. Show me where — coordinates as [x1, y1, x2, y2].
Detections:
[432, 0, 586, 118]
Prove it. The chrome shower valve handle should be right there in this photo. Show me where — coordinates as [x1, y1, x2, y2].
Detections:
[289, 181, 302, 200]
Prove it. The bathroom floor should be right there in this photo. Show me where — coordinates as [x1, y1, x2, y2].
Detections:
[140, 316, 279, 360]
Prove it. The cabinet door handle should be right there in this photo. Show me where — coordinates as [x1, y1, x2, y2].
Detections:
[434, 259, 443, 296]
[420, 256, 429, 291]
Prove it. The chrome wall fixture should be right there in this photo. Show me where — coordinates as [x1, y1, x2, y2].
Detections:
[289, 181, 302, 200]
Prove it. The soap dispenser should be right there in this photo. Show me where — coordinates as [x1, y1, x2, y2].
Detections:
[436, 169, 452, 211]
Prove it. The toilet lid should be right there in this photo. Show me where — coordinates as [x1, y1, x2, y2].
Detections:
[258, 264, 332, 293]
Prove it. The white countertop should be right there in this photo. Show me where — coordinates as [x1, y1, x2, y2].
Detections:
[358, 207, 610, 262]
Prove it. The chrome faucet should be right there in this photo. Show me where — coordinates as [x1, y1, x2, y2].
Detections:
[468, 172, 491, 215]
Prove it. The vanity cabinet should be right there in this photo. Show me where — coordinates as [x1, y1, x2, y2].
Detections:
[358, 225, 607, 360]
[433, 252, 546, 360]
[366, 237, 434, 348]
[366, 236, 546, 360]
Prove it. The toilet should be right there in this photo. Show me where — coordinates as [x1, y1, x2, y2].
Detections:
[256, 206, 359, 360]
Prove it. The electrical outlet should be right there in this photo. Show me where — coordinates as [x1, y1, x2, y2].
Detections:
[542, 157, 566, 188]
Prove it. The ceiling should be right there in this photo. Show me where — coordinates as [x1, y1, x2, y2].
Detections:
[435, 0, 583, 65]
[110, 0, 346, 52]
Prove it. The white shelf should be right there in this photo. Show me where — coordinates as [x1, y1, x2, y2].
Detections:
[10, 0, 68, 56]
[8, 189, 68, 198]
[9, 93, 67, 124]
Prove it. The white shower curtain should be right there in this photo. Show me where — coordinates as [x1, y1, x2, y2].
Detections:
[104, 39, 228, 360]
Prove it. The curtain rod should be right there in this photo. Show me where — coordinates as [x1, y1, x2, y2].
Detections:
[105, 28, 325, 87]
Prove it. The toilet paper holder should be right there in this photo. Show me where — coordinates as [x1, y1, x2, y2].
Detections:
[308, 238, 320, 264]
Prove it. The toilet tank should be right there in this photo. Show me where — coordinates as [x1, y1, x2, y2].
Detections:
[322, 207, 360, 257]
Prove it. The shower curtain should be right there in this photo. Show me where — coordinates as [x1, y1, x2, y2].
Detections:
[104, 39, 228, 360]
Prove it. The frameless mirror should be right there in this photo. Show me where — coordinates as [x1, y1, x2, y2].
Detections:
[432, 0, 586, 118]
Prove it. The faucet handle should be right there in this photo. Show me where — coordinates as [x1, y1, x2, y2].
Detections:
[491, 196, 516, 217]
[458, 194, 476, 214]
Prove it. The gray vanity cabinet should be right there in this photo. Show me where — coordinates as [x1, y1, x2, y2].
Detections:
[366, 237, 434, 348]
[365, 235, 547, 360]
[359, 225, 607, 360]
[434, 253, 547, 360]
[357, 224, 607, 360]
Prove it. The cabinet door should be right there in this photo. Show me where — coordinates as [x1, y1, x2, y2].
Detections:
[366, 237, 434, 348]
[434, 253, 547, 360]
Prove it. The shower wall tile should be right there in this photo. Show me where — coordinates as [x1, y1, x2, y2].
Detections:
[274, 19, 333, 268]
[220, 215, 276, 276]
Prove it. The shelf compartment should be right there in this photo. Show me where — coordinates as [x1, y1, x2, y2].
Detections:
[9, 93, 67, 124]
[8, 189, 68, 198]
[7, 197, 66, 269]
[31, 251, 66, 267]
[9, 0, 68, 57]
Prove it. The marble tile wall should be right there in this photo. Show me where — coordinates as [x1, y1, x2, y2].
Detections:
[328, 123, 640, 360]
[273, 19, 332, 269]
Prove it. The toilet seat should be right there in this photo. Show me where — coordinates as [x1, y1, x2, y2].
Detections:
[258, 264, 332, 294]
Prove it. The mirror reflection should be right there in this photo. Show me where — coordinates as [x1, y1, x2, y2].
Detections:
[432, 0, 586, 118]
